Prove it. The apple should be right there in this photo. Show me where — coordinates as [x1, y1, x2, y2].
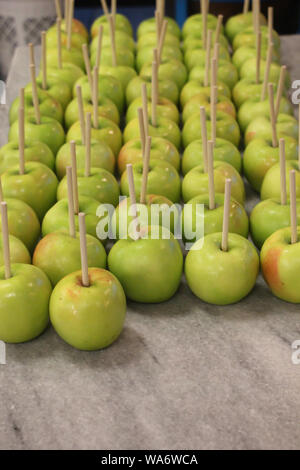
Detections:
[123, 116, 181, 149]
[137, 31, 181, 50]
[91, 45, 135, 68]
[245, 114, 298, 146]
[182, 193, 249, 243]
[232, 45, 280, 71]
[9, 88, 63, 125]
[48, 18, 88, 40]
[65, 96, 120, 128]
[182, 92, 236, 122]
[126, 75, 179, 106]
[182, 138, 242, 175]
[180, 79, 231, 108]
[238, 96, 294, 132]
[50, 267, 126, 350]
[182, 162, 245, 204]
[90, 29, 135, 54]
[56, 140, 115, 179]
[182, 110, 241, 148]
[184, 47, 231, 71]
[0, 234, 30, 265]
[0, 263, 52, 343]
[46, 45, 85, 70]
[9, 115, 65, 156]
[225, 11, 266, 42]
[261, 227, 300, 303]
[67, 117, 122, 157]
[0, 141, 55, 173]
[261, 161, 300, 201]
[182, 13, 221, 39]
[232, 78, 279, 108]
[126, 96, 180, 125]
[94, 65, 137, 92]
[239, 57, 290, 87]
[33, 231, 107, 286]
[250, 198, 300, 249]
[182, 33, 229, 51]
[30, 76, 72, 110]
[117, 137, 180, 174]
[120, 159, 181, 203]
[185, 233, 259, 305]
[189, 60, 239, 90]
[108, 226, 183, 303]
[243, 137, 298, 192]
[74, 75, 124, 114]
[137, 17, 181, 39]
[136, 45, 183, 72]
[45, 63, 84, 88]
[91, 13, 133, 38]
[0, 198, 40, 253]
[139, 59, 188, 91]
[2, 162, 58, 221]
[46, 27, 87, 50]
[232, 25, 280, 52]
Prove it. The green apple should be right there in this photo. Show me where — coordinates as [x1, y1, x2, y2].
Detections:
[126, 96, 179, 125]
[108, 226, 183, 303]
[91, 13, 133, 38]
[233, 25, 280, 52]
[182, 33, 229, 51]
[182, 138, 242, 175]
[245, 114, 298, 145]
[46, 27, 87, 50]
[185, 233, 259, 305]
[57, 167, 120, 206]
[67, 117, 122, 157]
[56, 140, 115, 179]
[0, 234, 30, 265]
[137, 17, 181, 39]
[45, 63, 84, 88]
[0, 198, 40, 253]
[137, 31, 180, 50]
[90, 30, 135, 54]
[117, 137, 180, 174]
[33, 231, 107, 286]
[65, 96, 120, 128]
[225, 11, 266, 42]
[91, 45, 135, 68]
[182, 92, 236, 123]
[94, 65, 137, 91]
[182, 193, 249, 243]
[250, 198, 300, 249]
[261, 161, 300, 201]
[261, 227, 300, 303]
[0, 263, 52, 343]
[239, 58, 290, 87]
[123, 116, 181, 149]
[126, 75, 179, 105]
[232, 45, 280, 71]
[182, 162, 245, 204]
[233, 78, 277, 108]
[189, 60, 239, 90]
[238, 96, 293, 132]
[136, 45, 183, 72]
[243, 137, 298, 192]
[31, 76, 72, 110]
[10, 88, 63, 125]
[9, 115, 65, 155]
[182, 110, 241, 148]
[50, 267, 126, 350]
[120, 159, 181, 203]
[2, 162, 58, 221]
[182, 13, 221, 39]
[184, 47, 231, 71]
[139, 59, 188, 91]
[46, 46, 85, 70]
[0, 141, 55, 173]
[48, 18, 88, 40]
[180, 79, 231, 107]
[74, 75, 124, 114]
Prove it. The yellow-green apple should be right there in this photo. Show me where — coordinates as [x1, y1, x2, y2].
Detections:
[123, 116, 181, 149]
[46, 45, 85, 70]
[184, 47, 231, 71]
[189, 60, 238, 90]
[137, 17, 181, 39]
[180, 79, 231, 107]
[65, 96, 120, 128]
[91, 45, 135, 68]
[239, 58, 290, 87]
[238, 96, 293, 132]
[245, 114, 298, 145]
[126, 75, 179, 105]
[0, 234, 30, 265]
[261, 161, 300, 200]
[46, 26, 87, 50]
[0, 141, 55, 173]
[137, 31, 181, 50]
[233, 25, 280, 52]
[126, 96, 179, 125]
[232, 78, 277, 108]
[136, 45, 182, 72]
[90, 30, 135, 54]
[29, 76, 72, 110]
[94, 65, 137, 91]
[9, 88, 63, 125]
[225, 11, 266, 42]
[182, 92, 236, 122]
[182, 13, 220, 39]
[48, 18, 88, 40]
[91, 13, 133, 38]
[182, 33, 229, 51]
[232, 45, 280, 71]
[46, 63, 84, 88]
[74, 75, 124, 113]
[139, 59, 188, 91]
[185, 233, 259, 305]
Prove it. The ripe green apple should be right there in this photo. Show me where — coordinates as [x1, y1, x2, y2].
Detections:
[2, 162, 58, 221]
[123, 116, 181, 149]
[50, 267, 126, 350]
[0, 234, 30, 265]
[239, 58, 290, 87]
[31, 76, 72, 110]
[225, 11, 266, 42]
[126, 75, 179, 105]
[9, 115, 65, 155]
[46, 46, 85, 70]
[182, 162, 245, 204]
[0, 198, 40, 253]
[182, 110, 241, 148]
[9, 88, 63, 125]
[182, 193, 249, 243]
[180, 79, 231, 107]
[261, 161, 300, 201]
[0, 263, 52, 343]
[108, 226, 183, 303]
[57, 167, 120, 206]
[233, 25, 280, 52]
[185, 233, 259, 305]
[238, 96, 293, 132]
[94, 65, 137, 92]
[139, 59, 188, 91]
[91, 45, 135, 68]
[74, 75, 124, 114]
[182, 138, 242, 175]
[137, 17, 181, 39]
[91, 13, 133, 38]
[46, 63, 84, 88]
[65, 96, 119, 128]
[243, 136, 298, 192]
[232, 45, 280, 71]
[126, 96, 179, 125]
[189, 60, 239, 90]
[250, 198, 300, 249]
[48, 18, 88, 40]
[120, 159, 181, 203]
[33, 231, 107, 286]
[182, 13, 221, 39]
[42, 196, 102, 239]
[232, 78, 277, 108]
[56, 140, 115, 179]
[137, 31, 180, 50]
[46, 27, 87, 50]
[182, 33, 229, 51]
[90, 29, 135, 54]
[0, 141, 54, 173]
[117, 137, 180, 174]
[184, 47, 231, 71]
[261, 227, 300, 303]
[136, 45, 182, 72]
[245, 114, 298, 145]
[67, 117, 122, 157]
[182, 92, 236, 122]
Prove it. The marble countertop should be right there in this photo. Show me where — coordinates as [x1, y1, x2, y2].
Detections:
[0, 37, 300, 451]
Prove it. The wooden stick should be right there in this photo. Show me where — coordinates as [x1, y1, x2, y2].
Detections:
[79, 212, 90, 287]
[70, 140, 79, 214]
[243, 0, 250, 14]
[214, 15, 223, 46]
[275, 65, 287, 119]
[204, 29, 212, 87]
[126, 163, 140, 237]
[141, 83, 149, 139]
[67, 0, 74, 50]
[268, 83, 278, 148]
[213, 42, 219, 68]
[202, 0, 208, 49]
[207, 140, 215, 210]
[210, 85, 217, 144]
[95, 24, 103, 70]
[28, 43, 35, 66]
[157, 19, 168, 65]
[55, 0, 62, 20]
[140, 136, 152, 204]
[151, 59, 158, 127]
[57, 17, 62, 69]
[111, 0, 117, 29]
[138, 107, 146, 153]
[256, 30, 261, 84]
[279, 138, 287, 206]
[200, 106, 208, 173]
[211, 57, 217, 88]
[290, 170, 298, 244]
[100, 0, 109, 17]
[155, 10, 161, 48]
[64, 0, 69, 25]
[261, 42, 273, 100]
[19, 87, 25, 110]
[76, 85, 86, 145]
[30, 64, 41, 125]
[1, 202, 11, 280]
[82, 44, 93, 90]
[0, 177, 3, 202]
[18, 106, 25, 175]
[66, 166, 76, 238]
[41, 31, 47, 90]
[85, 112, 91, 177]
[92, 66, 99, 129]
[108, 14, 117, 67]
[268, 6, 273, 45]
[221, 178, 232, 252]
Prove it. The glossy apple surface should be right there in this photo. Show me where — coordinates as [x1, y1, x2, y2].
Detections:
[137, 31, 180, 50]
[0, 141, 54, 173]
[245, 115, 298, 146]
[182, 13, 221, 38]
[137, 17, 181, 39]
[232, 79, 278, 108]
[261, 161, 300, 201]
[94, 65, 137, 91]
[182, 33, 229, 51]
[32, 76, 72, 110]
[239, 57, 290, 87]
[182, 93, 236, 122]
[91, 13, 133, 37]
[45, 63, 84, 88]
[74, 75, 124, 114]
[92, 45, 135, 68]
[180, 79, 231, 107]
[126, 96, 179, 125]
[123, 116, 181, 149]
[46, 27, 87, 50]
[47, 18, 88, 40]
[233, 25, 280, 52]
[0, 234, 30, 265]
[126, 75, 179, 106]
[46, 46, 85, 70]
[225, 11, 266, 41]
[189, 61, 238, 90]
[136, 45, 182, 72]
[238, 96, 293, 132]
[10, 88, 63, 125]
[65, 96, 120, 128]
[232, 45, 280, 71]
[184, 47, 231, 72]
[90, 30, 135, 54]
[139, 59, 187, 90]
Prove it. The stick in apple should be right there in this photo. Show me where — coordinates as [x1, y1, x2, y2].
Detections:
[0, 202, 11, 279]
[66, 166, 76, 238]
[57, 17, 62, 69]
[0, 177, 3, 202]
[70, 140, 79, 215]
[55, 0, 62, 20]
[290, 170, 298, 244]
[67, 0, 74, 50]
[261, 41, 273, 100]
[95, 24, 104, 70]
[108, 14, 117, 67]
[92, 66, 99, 129]
[202, 0, 208, 49]
[151, 54, 158, 127]
[274, 65, 287, 119]
[268, 83, 278, 148]
[210, 85, 217, 145]
[214, 15, 223, 46]
[155, 10, 162, 49]
[126, 163, 141, 238]
[279, 138, 287, 206]
[268, 6, 273, 45]
[200, 106, 208, 172]
[111, 0, 117, 29]
[207, 140, 215, 210]
[82, 44, 93, 90]
[76, 85, 86, 145]
[64, 0, 69, 27]
[221, 179, 232, 252]
[28, 43, 35, 66]
[41, 31, 47, 90]
[137, 107, 146, 153]
[141, 83, 149, 139]
[140, 136, 152, 204]
[30, 63, 41, 125]
[85, 112, 91, 178]
[243, 0, 250, 14]
[204, 29, 212, 87]
[78, 212, 90, 287]
[100, 0, 109, 17]
[256, 30, 261, 85]
[19, 87, 25, 112]
[157, 19, 168, 65]
[18, 102, 25, 175]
